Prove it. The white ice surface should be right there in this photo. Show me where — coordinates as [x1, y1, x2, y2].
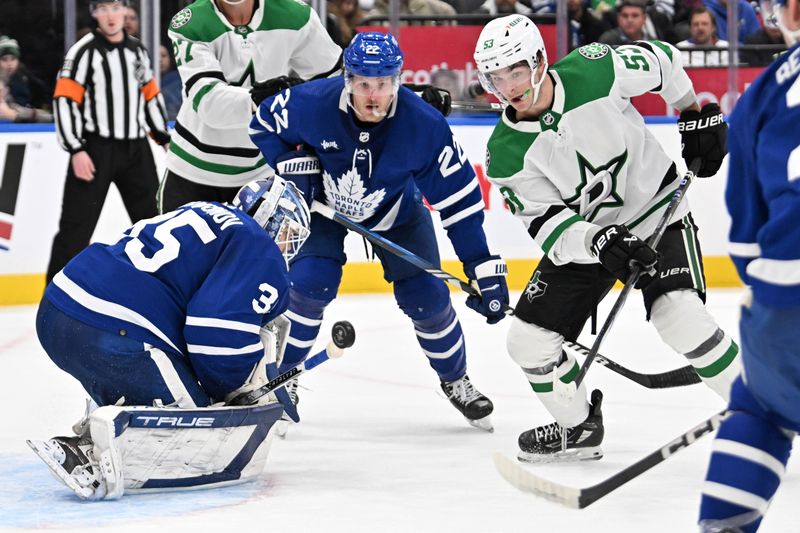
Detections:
[1, 289, 796, 532]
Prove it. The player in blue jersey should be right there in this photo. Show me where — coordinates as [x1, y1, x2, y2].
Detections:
[249, 32, 509, 432]
[698, 1, 800, 530]
[28, 175, 311, 499]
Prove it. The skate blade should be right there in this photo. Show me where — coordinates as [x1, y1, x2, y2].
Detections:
[467, 415, 494, 432]
[26, 440, 96, 500]
[517, 445, 603, 464]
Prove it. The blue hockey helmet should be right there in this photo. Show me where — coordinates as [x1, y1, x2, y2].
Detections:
[232, 176, 311, 264]
[343, 32, 404, 78]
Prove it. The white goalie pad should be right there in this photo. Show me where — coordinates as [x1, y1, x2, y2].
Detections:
[88, 402, 284, 499]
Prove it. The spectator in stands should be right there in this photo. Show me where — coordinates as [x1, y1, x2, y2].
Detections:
[600, 0, 675, 44]
[431, 68, 462, 99]
[677, 6, 729, 65]
[741, 20, 787, 65]
[0, 35, 50, 111]
[369, 0, 457, 24]
[703, 0, 760, 42]
[328, 0, 363, 46]
[473, 0, 533, 15]
[0, 76, 53, 123]
[159, 44, 182, 121]
[568, 0, 610, 48]
[124, 4, 140, 37]
[674, 0, 705, 40]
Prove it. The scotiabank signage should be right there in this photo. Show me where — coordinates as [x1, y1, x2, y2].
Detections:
[359, 25, 765, 115]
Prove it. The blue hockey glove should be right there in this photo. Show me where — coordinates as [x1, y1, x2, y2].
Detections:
[464, 256, 509, 324]
[275, 151, 322, 202]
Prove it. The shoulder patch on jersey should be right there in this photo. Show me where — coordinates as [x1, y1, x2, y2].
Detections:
[257, 0, 312, 32]
[578, 43, 609, 60]
[170, 8, 192, 29]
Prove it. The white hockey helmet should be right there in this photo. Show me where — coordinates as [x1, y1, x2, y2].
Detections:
[473, 15, 548, 106]
[761, 0, 800, 45]
[232, 176, 311, 265]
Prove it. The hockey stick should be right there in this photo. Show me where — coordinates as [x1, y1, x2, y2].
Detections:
[493, 409, 727, 508]
[310, 201, 700, 389]
[228, 321, 355, 406]
[554, 159, 701, 404]
[451, 100, 504, 113]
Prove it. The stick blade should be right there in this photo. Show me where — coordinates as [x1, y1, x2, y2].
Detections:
[493, 452, 582, 509]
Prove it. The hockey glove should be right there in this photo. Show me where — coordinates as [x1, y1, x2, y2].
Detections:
[464, 256, 509, 324]
[403, 83, 452, 116]
[250, 75, 304, 107]
[677, 102, 727, 177]
[591, 224, 659, 289]
[275, 150, 322, 202]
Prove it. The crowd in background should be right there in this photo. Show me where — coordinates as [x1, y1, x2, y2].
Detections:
[0, 0, 790, 124]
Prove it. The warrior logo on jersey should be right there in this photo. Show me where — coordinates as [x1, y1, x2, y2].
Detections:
[170, 8, 192, 30]
[564, 150, 626, 221]
[323, 167, 386, 222]
[578, 43, 609, 60]
[524, 271, 548, 302]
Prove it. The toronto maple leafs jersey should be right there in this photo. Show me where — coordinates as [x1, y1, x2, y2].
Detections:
[486, 41, 695, 265]
[726, 43, 800, 308]
[44, 202, 290, 401]
[166, 0, 341, 187]
[249, 78, 491, 264]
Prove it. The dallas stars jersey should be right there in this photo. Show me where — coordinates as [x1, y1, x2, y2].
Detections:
[486, 41, 695, 265]
[44, 202, 289, 401]
[726, 43, 800, 308]
[166, 0, 341, 187]
[249, 78, 491, 264]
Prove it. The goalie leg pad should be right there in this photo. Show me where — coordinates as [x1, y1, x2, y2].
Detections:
[650, 290, 741, 400]
[507, 318, 589, 427]
[87, 402, 284, 498]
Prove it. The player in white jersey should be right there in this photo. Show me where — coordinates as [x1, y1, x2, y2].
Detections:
[158, 0, 342, 212]
[473, 15, 740, 462]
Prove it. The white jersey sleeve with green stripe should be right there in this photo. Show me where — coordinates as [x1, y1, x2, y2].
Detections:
[486, 41, 693, 266]
[165, 0, 341, 187]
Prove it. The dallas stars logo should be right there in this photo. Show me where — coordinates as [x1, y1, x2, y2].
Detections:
[231, 60, 255, 87]
[578, 43, 609, 60]
[524, 271, 548, 302]
[170, 8, 192, 29]
[564, 150, 627, 221]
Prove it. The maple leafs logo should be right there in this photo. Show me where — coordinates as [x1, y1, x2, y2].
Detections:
[323, 167, 386, 222]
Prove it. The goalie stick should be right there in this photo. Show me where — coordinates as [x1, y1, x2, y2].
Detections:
[310, 201, 700, 389]
[228, 321, 355, 406]
[493, 410, 727, 508]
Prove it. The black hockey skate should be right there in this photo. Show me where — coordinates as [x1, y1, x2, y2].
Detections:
[440, 374, 494, 432]
[26, 435, 105, 499]
[517, 389, 604, 463]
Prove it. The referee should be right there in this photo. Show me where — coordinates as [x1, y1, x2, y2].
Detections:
[47, 0, 169, 283]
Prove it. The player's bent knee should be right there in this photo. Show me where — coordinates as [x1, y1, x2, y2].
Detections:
[394, 272, 450, 321]
[650, 289, 719, 354]
[288, 256, 342, 301]
[507, 317, 562, 369]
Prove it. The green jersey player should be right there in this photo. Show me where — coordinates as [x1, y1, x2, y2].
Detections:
[159, 0, 342, 212]
[474, 15, 739, 463]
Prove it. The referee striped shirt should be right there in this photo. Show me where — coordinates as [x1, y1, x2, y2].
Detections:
[53, 30, 169, 154]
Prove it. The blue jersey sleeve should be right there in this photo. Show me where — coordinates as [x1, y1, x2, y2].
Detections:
[413, 116, 491, 265]
[184, 229, 289, 401]
[250, 88, 304, 166]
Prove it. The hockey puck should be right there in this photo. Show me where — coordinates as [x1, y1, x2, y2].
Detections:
[331, 320, 355, 349]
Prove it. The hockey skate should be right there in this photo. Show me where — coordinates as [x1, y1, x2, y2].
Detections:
[517, 389, 604, 463]
[26, 435, 105, 499]
[275, 378, 300, 438]
[440, 374, 494, 432]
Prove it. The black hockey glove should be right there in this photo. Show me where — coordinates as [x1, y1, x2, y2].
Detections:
[250, 75, 304, 107]
[403, 83, 452, 116]
[591, 225, 659, 289]
[464, 256, 509, 324]
[150, 130, 171, 147]
[275, 150, 322, 202]
[677, 102, 727, 178]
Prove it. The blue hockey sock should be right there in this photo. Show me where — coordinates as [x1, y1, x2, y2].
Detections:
[412, 304, 467, 383]
[279, 290, 328, 374]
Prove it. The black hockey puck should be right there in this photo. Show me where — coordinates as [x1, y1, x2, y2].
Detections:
[331, 320, 355, 349]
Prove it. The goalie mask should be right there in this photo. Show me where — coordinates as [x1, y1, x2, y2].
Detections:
[760, 0, 800, 44]
[473, 15, 548, 107]
[232, 176, 311, 265]
[343, 32, 404, 119]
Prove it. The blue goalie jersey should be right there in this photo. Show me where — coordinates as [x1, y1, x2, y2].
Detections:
[44, 202, 289, 400]
[249, 78, 490, 264]
[726, 43, 800, 308]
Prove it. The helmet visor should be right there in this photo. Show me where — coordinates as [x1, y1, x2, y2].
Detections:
[345, 74, 400, 97]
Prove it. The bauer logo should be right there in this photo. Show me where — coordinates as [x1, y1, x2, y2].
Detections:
[578, 43, 609, 60]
